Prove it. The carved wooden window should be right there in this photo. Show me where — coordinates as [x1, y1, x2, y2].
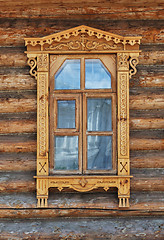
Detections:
[50, 55, 116, 175]
[25, 25, 141, 208]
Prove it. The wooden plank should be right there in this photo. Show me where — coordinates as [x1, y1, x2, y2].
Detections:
[0, 97, 36, 113]
[0, 119, 36, 133]
[130, 118, 164, 129]
[0, 3, 163, 21]
[130, 138, 164, 151]
[139, 51, 164, 65]
[0, 208, 163, 219]
[0, 153, 36, 171]
[0, 19, 163, 46]
[130, 72, 164, 88]
[0, 52, 26, 67]
[130, 151, 164, 168]
[129, 94, 164, 110]
[0, 218, 163, 240]
[0, 140, 36, 153]
[0, 74, 36, 91]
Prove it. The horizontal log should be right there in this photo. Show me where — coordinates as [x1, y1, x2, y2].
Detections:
[0, 217, 163, 240]
[0, 117, 163, 134]
[0, 216, 163, 240]
[130, 138, 164, 151]
[130, 72, 164, 88]
[0, 19, 163, 46]
[130, 109, 164, 118]
[129, 94, 164, 110]
[0, 140, 36, 153]
[0, 208, 163, 219]
[130, 151, 164, 168]
[0, 52, 26, 68]
[0, 74, 36, 90]
[0, 50, 163, 68]
[130, 118, 164, 129]
[0, 153, 36, 171]
[0, 98, 36, 113]
[0, 119, 36, 133]
[0, 135, 163, 152]
[0, 151, 164, 171]
[0, 192, 163, 211]
[139, 51, 164, 65]
[0, 93, 163, 113]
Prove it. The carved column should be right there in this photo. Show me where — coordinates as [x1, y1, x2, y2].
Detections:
[117, 53, 130, 207]
[37, 54, 49, 207]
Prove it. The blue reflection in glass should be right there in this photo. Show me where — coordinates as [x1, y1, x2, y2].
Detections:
[54, 136, 79, 170]
[57, 100, 75, 128]
[85, 59, 111, 89]
[87, 135, 112, 170]
[55, 59, 80, 89]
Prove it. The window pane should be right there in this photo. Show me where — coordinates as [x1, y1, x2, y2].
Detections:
[55, 59, 80, 89]
[57, 100, 75, 128]
[87, 98, 112, 131]
[54, 136, 78, 170]
[87, 136, 112, 170]
[85, 59, 111, 89]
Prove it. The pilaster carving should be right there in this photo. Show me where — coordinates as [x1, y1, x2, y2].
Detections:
[37, 73, 48, 158]
[37, 54, 49, 72]
[37, 178, 49, 207]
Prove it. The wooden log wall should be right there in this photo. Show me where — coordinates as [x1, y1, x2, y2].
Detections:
[0, 0, 164, 239]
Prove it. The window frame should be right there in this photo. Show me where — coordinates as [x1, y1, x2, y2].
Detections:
[25, 25, 141, 208]
[49, 54, 116, 175]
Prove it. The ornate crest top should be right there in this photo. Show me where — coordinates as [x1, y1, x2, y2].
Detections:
[25, 25, 141, 53]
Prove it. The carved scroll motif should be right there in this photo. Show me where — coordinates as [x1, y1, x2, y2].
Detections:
[46, 39, 118, 51]
[38, 73, 48, 157]
[129, 56, 139, 78]
[27, 57, 37, 80]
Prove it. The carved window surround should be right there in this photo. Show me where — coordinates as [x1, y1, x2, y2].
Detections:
[24, 25, 141, 208]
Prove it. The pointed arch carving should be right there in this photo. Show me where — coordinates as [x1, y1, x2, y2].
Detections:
[25, 25, 141, 209]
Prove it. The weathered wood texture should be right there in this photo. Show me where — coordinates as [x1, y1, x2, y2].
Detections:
[0, 1, 163, 238]
[0, 217, 163, 240]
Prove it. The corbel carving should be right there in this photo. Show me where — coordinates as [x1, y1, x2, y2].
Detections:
[27, 57, 37, 80]
[129, 55, 139, 78]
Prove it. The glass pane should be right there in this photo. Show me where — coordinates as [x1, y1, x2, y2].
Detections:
[87, 98, 112, 131]
[85, 59, 111, 89]
[57, 100, 75, 128]
[54, 136, 78, 170]
[55, 59, 80, 89]
[87, 136, 112, 170]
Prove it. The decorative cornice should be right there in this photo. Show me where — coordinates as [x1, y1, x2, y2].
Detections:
[24, 25, 142, 51]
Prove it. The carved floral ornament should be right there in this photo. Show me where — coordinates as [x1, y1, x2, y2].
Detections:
[25, 26, 141, 209]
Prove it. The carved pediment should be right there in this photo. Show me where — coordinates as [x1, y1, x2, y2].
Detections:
[25, 25, 141, 52]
